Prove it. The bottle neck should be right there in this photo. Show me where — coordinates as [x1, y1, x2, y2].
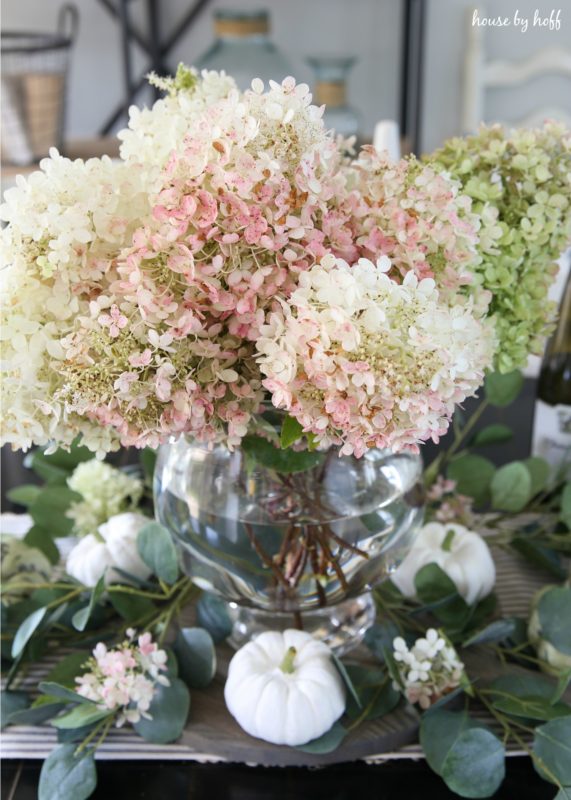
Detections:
[214, 18, 269, 41]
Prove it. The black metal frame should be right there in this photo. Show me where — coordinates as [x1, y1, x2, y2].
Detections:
[96, 0, 212, 135]
[399, 0, 426, 154]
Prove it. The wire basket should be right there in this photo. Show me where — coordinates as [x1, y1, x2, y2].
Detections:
[1, 4, 79, 166]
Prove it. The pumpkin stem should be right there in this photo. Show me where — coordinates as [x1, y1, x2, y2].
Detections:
[442, 528, 455, 552]
[280, 646, 297, 674]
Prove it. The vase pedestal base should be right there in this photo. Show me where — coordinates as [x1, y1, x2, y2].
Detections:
[226, 592, 376, 656]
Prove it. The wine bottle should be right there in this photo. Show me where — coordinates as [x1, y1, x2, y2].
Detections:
[532, 272, 571, 475]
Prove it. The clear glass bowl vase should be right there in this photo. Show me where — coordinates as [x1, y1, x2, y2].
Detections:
[154, 417, 424, 654]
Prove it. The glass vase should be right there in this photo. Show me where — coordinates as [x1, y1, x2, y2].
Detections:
[154, 414, 424, 654]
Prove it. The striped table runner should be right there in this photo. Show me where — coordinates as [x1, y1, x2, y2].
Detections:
[0, 543, 553, 762]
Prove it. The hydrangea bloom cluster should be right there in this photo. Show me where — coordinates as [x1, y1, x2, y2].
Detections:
[393, 628, 466, 709]
[75, 630, 169, 727]
[0, 153, 149, 455]
[1, 65, 567, 456]
[66, 460, 144, 537]
[430, 122, 571, 372]
[258, 255, 494, 454]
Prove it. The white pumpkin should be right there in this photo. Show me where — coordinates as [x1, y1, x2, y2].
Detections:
[528, 585, 571, 675]
[391, 521, 495, 605]
[224, 629, 346, 746]
[66, 512, 152, 587]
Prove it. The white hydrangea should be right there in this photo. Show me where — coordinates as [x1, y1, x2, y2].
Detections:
[393, 629, 466, 709]
[67, 460, 144, 537]
[0, 151, 150, 454]
[118, 68, 238, 176]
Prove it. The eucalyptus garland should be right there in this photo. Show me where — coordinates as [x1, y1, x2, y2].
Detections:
[1, 369, 570, 800]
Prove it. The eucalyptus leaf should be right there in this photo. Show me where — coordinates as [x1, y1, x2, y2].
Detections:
[524, 457, 551, 497]
[511, 537, 566, 580]
[24, 525, 61, 565]
[38, 744, 97, 800]
[414, 564, 471, 628]
[137, 522, 179, 584]
[11, 606, 47, 658]
[490, 673, 556, 701]
[280, 415, 304, 449]
[364, 621, 401, 662]
[1, 690, 30, 729]
[72, 575, 106, 632]
[533, 717, 571, 785]
[420, 709, 482, 775]
[382, 645, 404, 689]
[471, 424, 512, 447]
[140, 447, 157, 481]
[561, 483, 571, 530]
[38, 681, 93, 705]
[35, 443, 93, 472]
[44, 651, 91, 687]
[420, 710, 505, 798]
[52, 704, 112, 730]
[538, 586, 571, 656]
[133, 677, 190, 743]
[28, 451, 70, 484]
[6, 485, 42, 507]
[463, 618, 521, 647]
[173, 627, 216, 689]
[447, 455, 495, 505]
[441, 728, 505, 798]
[196, 592, 232, 643]
[484, 370, 524, 407]
[552, 671, 571, 706]
[109, 592, 156, 622]
[331, 654, 362, 709]
[9, 701, 66, 726]
[296, 721, 346, 754]
[29, 487, 82, 535]
[489, 691, 571, 722]
[490, 462, 532, 512]
[343, 666, 400, 721]
[241, 434, 322, 475]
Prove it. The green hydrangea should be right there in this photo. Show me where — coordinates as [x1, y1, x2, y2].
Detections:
[67, 460, 144, 537]
[428, 122, 571, 372]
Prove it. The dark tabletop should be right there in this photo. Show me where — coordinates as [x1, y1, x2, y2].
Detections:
[2, 380, 556, 799]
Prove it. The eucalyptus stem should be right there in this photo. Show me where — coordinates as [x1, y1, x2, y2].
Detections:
[157, 580, 196, 646]
[74, 715, 112, 756]
[43, 588, 82, 610]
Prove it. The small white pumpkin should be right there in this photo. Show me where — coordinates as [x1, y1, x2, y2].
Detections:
[224, 629, 346, 746]
[66, 512, 152, 587]
[528, 585, 571, 675]
[391, 521, 495, 605]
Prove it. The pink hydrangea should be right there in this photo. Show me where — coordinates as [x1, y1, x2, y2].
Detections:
[75, 630, 169, 727]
